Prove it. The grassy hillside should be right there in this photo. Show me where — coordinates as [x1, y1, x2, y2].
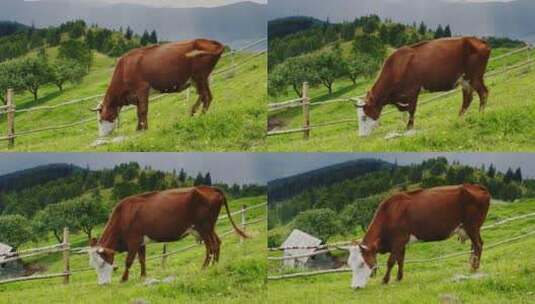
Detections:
[266, 46, 535, 152]
[0, 195, 267, 304]
[268, 198, 535, 303]
[0, 47, 266, 152]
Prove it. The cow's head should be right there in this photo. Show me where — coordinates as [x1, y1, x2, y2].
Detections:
[88, 238, 115, 285]
[347, 240, 379, 289]
[356, 93, 380, 137]
[91, 100, 118, 137]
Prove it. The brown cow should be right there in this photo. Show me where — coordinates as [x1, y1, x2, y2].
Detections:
[348, 184, 490, 288]
[88, 186, 247, 284]
[356, 37, 491, 136]
[92, 39, 224, 137]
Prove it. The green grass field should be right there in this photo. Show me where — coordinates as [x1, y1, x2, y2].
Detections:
[266, 47, 535, 152]
[267, 199, 535, 303]
[0, 196, 267, 304]
[0, 47, 266, 152]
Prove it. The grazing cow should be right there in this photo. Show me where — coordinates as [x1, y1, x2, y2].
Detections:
[92, 39, 224, 137]
[348, 184, 490, 289]
[356, 37, 491, 136]
[88, 186, 247, 284]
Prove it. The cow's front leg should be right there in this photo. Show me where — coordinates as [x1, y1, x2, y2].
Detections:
[121, 250, 137, 282]
[383, 254, 396, 284]
[407, 101, 418, 130]
[138, 245, 147, 279]
[396, 246, 406, 281]
[136, 102, 148, 131]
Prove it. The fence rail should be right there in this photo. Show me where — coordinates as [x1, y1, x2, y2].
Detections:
[0, 39, 266, 148]
[267, 45, 534, 139]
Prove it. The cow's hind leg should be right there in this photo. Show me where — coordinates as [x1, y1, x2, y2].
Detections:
[460, 79, 474, 116]
[138, 245, 147, 279]
[199, 231, 215, 268]
[472, 79, 489, 113]
[211, 232, 221, 264]
[193, 76, 213, 115]
[465, 226, 484, 272]
[407, 99, 418, 130]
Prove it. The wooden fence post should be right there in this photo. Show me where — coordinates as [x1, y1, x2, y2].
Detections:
[6, 88, 15, 148]
[63, 227, 70, 284]
[302, 82, 310, 140]
[240, 205, 247, 244]
[161, 243, 168, 268]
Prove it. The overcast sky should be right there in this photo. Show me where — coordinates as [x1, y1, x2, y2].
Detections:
[25, 0, 267, 8]
[1, 153, 534, 185]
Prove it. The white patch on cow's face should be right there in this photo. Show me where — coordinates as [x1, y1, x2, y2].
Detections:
[98, 119, 117, 137]
[89, 248, 113, 285]
[348, 245, 373, 289]
[357, 107, 378, 137]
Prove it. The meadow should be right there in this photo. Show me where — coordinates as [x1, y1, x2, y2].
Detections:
[266, 46, 535, 152]
[267, 199, 535, 303]
[0, 195, 267, 304]
[0, 47, 266, 152]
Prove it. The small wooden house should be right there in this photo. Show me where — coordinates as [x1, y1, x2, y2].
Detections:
[0, 242, 24, 279]
[281, 229, 336, 269]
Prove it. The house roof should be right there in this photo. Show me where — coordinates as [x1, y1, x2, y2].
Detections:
[281, 229, 322, 264]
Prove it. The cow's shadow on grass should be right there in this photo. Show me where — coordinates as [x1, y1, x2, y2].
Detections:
[311, 83, 360, 103]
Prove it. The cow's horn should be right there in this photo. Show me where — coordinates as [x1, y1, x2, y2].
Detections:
[90, 103, 103, 112]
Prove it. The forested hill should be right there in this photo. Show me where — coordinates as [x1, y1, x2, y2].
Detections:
[0, 164, 84, 193]
[268, 158, 394, 203]
[268, 16, 326, 40]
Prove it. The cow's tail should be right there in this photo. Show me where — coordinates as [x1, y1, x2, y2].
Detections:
[216, 188, 249, 239]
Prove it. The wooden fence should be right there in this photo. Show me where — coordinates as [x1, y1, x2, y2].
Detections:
[0, 39, 266, 148]
[0, 228, 71, 285]
[0, 202, 266, 286]
[267, 45, 534, 139]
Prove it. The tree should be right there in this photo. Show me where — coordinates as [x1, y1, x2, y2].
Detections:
[178, 169, 187, 183]
[344, 51, 381, 85]
[268, 55, 318, 97]
[50, 59, 87, 91]
[293, 208, 342, 241]
[194, 173, 205, 186]
[32, 203, 77, 243]
[204, 173, 212, 186]
[444, 25, 452, 38]
[513, 168, 523, 183]
[112, 181, 140, 201]
[149, 30, 158, 44]
[504, 168, 514, 184]
[18, 57, 53, 101]
[353, 34, 386, 60]
[124, 26, 134, 40]
[58, 40, 93, 71]
[311, 51, 346, 94]
[435, 24, 444, 39]
[140, 30, 150, 46]
[71, 197, 109, 240]
[0, 215, 33, 248]
[487, 164, 496, 178]
[46, 28, 61, 46]
[418, 21, 427, 36]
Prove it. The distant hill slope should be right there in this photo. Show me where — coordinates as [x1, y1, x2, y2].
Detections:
[268, 0, 535, 43]
[0, 0, 266, 47]
[268, 16, 325, 40]
[0, 164, 84, 193]
[268, 159, 394, 203]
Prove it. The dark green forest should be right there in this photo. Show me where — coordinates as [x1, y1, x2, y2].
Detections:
[268, 158, 535, 246]
[0, 163, 265, 248]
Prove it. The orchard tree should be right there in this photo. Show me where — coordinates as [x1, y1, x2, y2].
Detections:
[58, 40, 93, 71]
[0, 214, 33, 248]
[71, 197, 109, 240]
[344, 51, 381, 85]
[268, 55, 318, 97]
[311, 51, 346, 94]
[51, 59, 87, 91]
[19, 57, 53, 101]
[293, 208, 342, 241]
